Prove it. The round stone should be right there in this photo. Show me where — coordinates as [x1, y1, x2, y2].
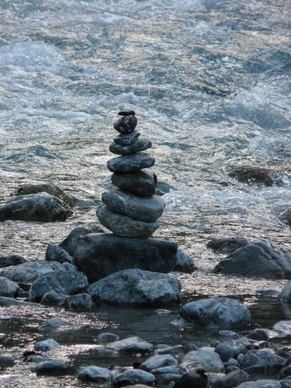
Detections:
[111, 171, 156, 197]
[109, 138, 152, 156]
[114, 112, 137, 134]
[114, 130, 140, 146]
[107, 153, 155, 173]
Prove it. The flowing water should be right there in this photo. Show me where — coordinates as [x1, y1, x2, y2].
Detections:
[0, 0, 290, 385]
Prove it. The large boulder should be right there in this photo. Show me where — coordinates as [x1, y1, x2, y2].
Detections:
[180, 298, 251, 329]
[29, 267, 88, 302]
[214, 241, 291, 279]
[0, 193, 73, 222]
[71, 233, 177, 282]
[88, 269, 181, 305]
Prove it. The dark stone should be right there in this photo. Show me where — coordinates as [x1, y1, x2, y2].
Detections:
[175, 249, 196, 273]
[107, 336, 153, 353]
[228, 166, 274, 186]
[280, 209, 291, 226]
[215, 339, 248, 361]
[207, 237, 249, 254]
[0, 193, 73, 222]
[46, 244, 73, 264]
[0, 355, 15, 369]
[59, 227, 92, 256]
[247, 328, 277, 341]
[72, 233, 177, 282]
[40, 290, 66, 306]
[238, 348, 285, 373]
[34, 339, 60, 352]
[173, 370, 208, 388]
[111, 171, 156, 197]
[0, 276, 20, 297]
[113, 369, 155, 386]
[0, 255, 25, 268]
[63, 293, 93, 311]
[214, 241, 291, 279]
[114, 130, 140, 146]
[110, 138, 152, 156]
[114, 112, 137, 134]
[211, 369, 249, 388]
[141, 354, 178, 371]
[107, 153, 155, 173]
[77, 366, 112, 382]
[97, 332, 119, 342]
[34, 359, 72, 376]
[279, 281, 291, 303]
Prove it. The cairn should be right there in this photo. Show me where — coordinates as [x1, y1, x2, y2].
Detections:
[97, 111, 166, 238]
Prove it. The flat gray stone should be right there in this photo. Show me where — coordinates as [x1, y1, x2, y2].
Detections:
[0, 255, 25, 268]
[97, 206, 159, 238]
[46, 244, 73, 264]
[182, 346, 224, 372]
[237, 381, 281, 388]
[141, 354, 178, 371]
[34, 359, 71, 376]
[107, 153, 155, 173]
[114, 130, 140, 145]
[63, 293, 93, 311]
[77, 366, 112, 382]
[111, 171, 156, 197]
[88, 269, 181, 305]
[110, 137, 152, 155]
[34, 338, 60, 352]
[114, 369, 155, 386]
[107, 336, 153, 353]
[0, 276, 19, 297]
[102, 190, 165, 222]
[211, 370, 249, 388]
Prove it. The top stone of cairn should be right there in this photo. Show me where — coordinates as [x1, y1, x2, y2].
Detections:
[114, 111, 137, 134]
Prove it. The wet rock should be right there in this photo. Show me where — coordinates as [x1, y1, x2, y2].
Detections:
[15, 183, 75, 207]
[238, 348, 285, 373]
[97, 332, 119, 342]
[175, 249, 196, 273]
[214, 241, 291, 279]
[114, 130, 140, 146]
[0, 254, 25, 268]
[107, 153, 155, 173]
[88, 269, 181, 306]
[157, 373, 182, 385]
[114, 111, 137, 134]
[236, 380, 281, 388]
[59, 227, 92, 256]
[141, 354, 178, 372]
[247, 328, 278, 341]
[279, 281, 291, 303]
[34, 359, 71, 376]
[29, 268, 88, 302]
[228, 166, 274, 186]
[77, 365, 112, 383]
[45, 244, 73, 264]
[111, 171, 156, 197]
[113, 369, 155, 386]
[34, 338, 60, 352]
[102, 190, 165, 222]
[215, 339, 248, 361]
[272, 320, 291, 336]
[182, 346, 224, 372]
[207, 237, 249, 254]
[173, 369, 208, 388]
[73, 233, 177, 282]
[211, 369, 249, 388]
[0, 193, 73, 222]
[38, 318, 73, 333]
[280, 364, 291, 379]
[40, 290, 66, 306]
[97, 206, 159, 238]
[151, 365, 184, 376]
[281, 377, 291, 388]
[63, 293, 93, 311]
[110, 138, 152, 155]
[0, 297, 37, 307]
[180, 298, 251, 329]
[155, 344, 184, 356]
[225, 358, 239, 367]
[107, 336, 153, 354]
[0, 261, 64, 285]
[0, 355, 15, 369]
[0, 276, 19, 297]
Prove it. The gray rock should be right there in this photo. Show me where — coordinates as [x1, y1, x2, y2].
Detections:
[45, 244, 73, 264]
[0, 297, 37, 307]
[113, 369, 156, 386]
[155, 344, 184, 356]
[72, 233, 177, 282]
[114, 130, 140, 146]
[0, 276, 19, 297]
[182, 346, 224, 372]
[59, 227, 92, 256]
[0, 193, 73, 222]
[173, 370, 208, 388]
[63, 293, 93, 311]
[238, 348, 285, 373]
[228, 166, 274, 186]
[211, 369, 249, 388]
[247, 328, 277, 340]
[77, 366, 112, 382]
[102, 190, 165, 222]
[110, 137, 152, 155]
[34, 359, 71, 376]
[34, 339, 60, 352]
[151, 365, 184, 376]
[88, 269, 181, 306]
[29, 268, 88, 302]
[279, 281, 291, 303]
[40, 290, 66, 306]
[15, 183, 75, 207]
[225, 358, 239, 367]
[157, 373, 182, 385]
[107, 336, 153, 353]
[111, 171, 156, 197]
[0, 255, 25, 268]
[38, 318, 72, 333]
[237, 380, 281, 388]
[0, 355, 15, 369]
[180, 298, 251, 329]
[107, 153, 155, 173]
[0, 261, 64, 285]
[175, 249, 196, 273]
[97, 332, 119, 342]
[207, 237, 249, 254]
[272, 320, 291, 336]
[214, 241, 291, 279]
[215, 339, 248, 361]
[97, 206, 159, 238]
[114, 111, 137, 134]
[141, 354, 178, 371]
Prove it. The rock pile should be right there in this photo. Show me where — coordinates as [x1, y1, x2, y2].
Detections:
[97, 110, 166, 238]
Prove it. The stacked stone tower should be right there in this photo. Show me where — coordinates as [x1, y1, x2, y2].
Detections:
[97, 111, 166, 238]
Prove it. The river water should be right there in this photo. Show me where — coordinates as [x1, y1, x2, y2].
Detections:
[0, 0, 290, 385]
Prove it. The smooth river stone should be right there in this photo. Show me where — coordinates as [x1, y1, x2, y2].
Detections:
[114, 112, 137, 134]
[109, 138, 152, 156]
[107, 153, 155, 173]
[114, 130, 140, 146]
[102, 190, 165, 222]
[97, 206, 159, 238]
[111, 171, 156, 197]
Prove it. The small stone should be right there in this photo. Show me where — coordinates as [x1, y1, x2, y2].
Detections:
[247, 328, 277, 340]
[141, 354, 178, 371]
[34, 339, 60, 352]
[175, 249, 196, 273]
[111, 171, 156, 197]
[102, 190, 165, 222]
[173, 370, 208, 388]
[114, 130, 140, 146]
[110, 138, 152, 155]
[107, 153, 155, 173]
[236, 380, 281, 388]
[279, 281, 291, 303]
[77, 366, 112, 382]
[215, 339, 248, 361]
[272, 320, 291, 336]
[97, 206, 159, 238]
[0, 255, 25, 268]
[114, 111, 137, 134]
[59, 227, 92, 256]
[0, 355, 15, 369]
[63, 293, 93, 311]
[40, 290, 66, 306]
[97, 332, 119, 342]
[107, 336, 153, 353]
[45, 244, 73, 264]
[207, 237, 249, 254]
[0, 276, 20, 297]
[182, 347, 224, 373]
[113, 369, 156, 386]
[34, 359, 71, 376]
[211, 369, 249, 388]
